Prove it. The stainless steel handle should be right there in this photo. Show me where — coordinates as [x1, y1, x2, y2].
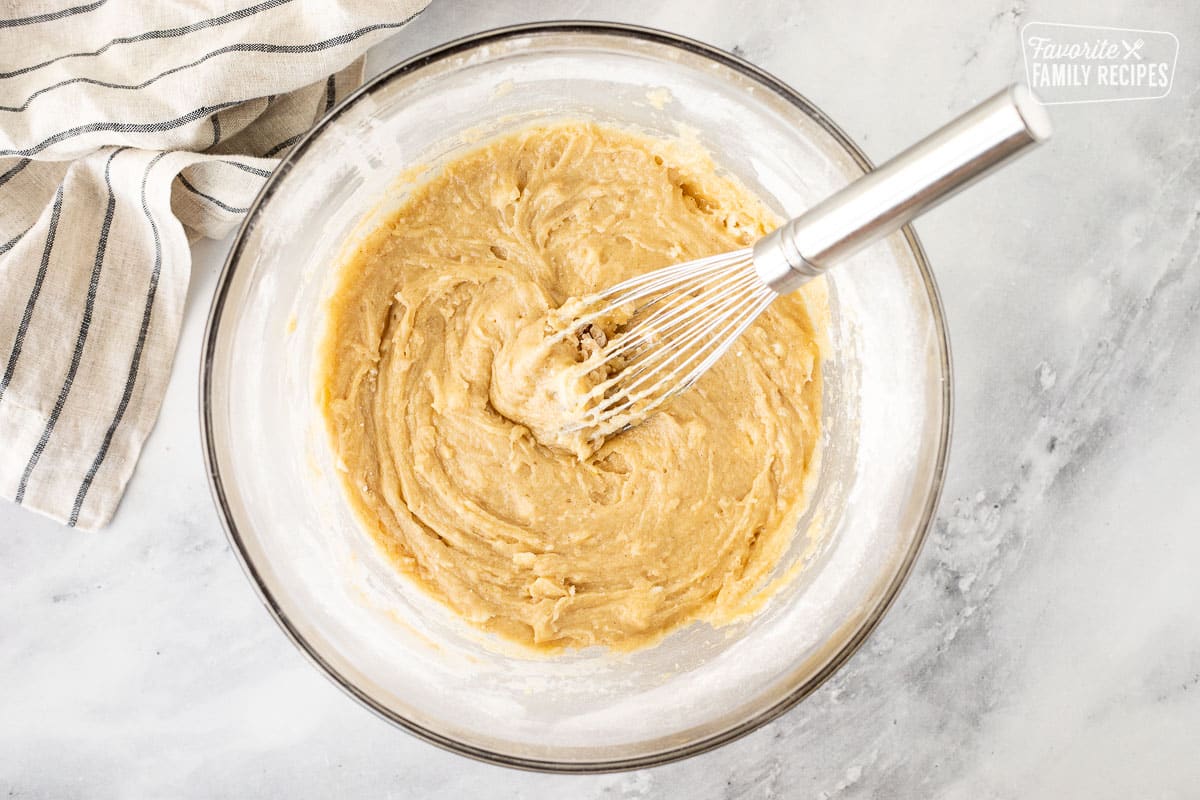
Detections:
[753, 84, 1052, 294]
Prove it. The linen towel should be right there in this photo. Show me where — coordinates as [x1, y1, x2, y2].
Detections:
[0, 0, 429, 529]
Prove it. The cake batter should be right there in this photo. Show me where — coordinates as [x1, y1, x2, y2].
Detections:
[318, 122, 825, 650]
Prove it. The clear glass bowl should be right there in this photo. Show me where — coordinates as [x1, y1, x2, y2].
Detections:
[201, 22, 951, 772]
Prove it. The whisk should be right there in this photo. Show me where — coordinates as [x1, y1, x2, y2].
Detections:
[555, 85, 1052, 439]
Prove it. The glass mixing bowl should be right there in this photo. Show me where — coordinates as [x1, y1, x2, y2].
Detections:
[201, 22, 951, 772]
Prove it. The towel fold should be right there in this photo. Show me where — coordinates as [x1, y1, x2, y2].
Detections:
[0, 0, 429, 529]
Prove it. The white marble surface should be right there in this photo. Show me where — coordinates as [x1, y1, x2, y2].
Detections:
[4, 0, 1199, 796]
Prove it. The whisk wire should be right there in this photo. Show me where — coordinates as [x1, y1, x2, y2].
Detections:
[591, 266, 761, 369]
[600, 276, 766, 393]
[559, 250, 777, 435]
[586, 284, 772, 420]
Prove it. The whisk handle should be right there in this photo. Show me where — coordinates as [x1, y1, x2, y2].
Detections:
[753, 84, 1051, 294]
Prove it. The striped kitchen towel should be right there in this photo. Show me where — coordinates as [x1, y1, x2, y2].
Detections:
[0, 0, 429, 529]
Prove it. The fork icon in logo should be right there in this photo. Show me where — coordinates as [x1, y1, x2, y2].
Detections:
[1123, 38, 1145, 59]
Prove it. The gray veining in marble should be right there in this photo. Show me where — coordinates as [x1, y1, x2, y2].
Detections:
[3, 0, 1199, 797]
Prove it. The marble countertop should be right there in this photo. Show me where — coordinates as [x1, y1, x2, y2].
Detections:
[3, 0, 1198, 796]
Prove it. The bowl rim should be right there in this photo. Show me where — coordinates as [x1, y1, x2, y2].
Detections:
[199, 20, 953, 774]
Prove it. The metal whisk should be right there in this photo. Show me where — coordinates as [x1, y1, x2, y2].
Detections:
[555, 85, 1052, 439]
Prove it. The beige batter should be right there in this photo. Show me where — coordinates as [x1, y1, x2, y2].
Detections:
[318, 121, 825, 651]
